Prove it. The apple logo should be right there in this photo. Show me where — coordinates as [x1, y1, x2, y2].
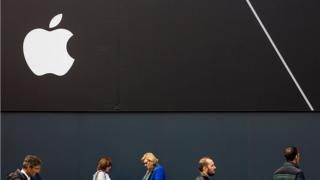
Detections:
[23, 13, 74, 76]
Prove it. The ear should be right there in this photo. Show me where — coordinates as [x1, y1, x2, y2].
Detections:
[293, 154, 300, 164]
[203, 166, 208, 172]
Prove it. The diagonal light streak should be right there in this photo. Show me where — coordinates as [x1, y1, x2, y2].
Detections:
[246, 0, 314, 111]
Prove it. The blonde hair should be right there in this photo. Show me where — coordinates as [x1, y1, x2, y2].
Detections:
[141, 152, 159, 165]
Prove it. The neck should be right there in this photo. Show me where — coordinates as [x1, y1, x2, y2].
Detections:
[148, 165, 156, 172]
[147, 168, 154, 172]
[288, 160, 298, 166]
[201, 172, 209, 177]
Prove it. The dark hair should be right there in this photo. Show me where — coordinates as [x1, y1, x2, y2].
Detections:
[284, 146, 298, 161]
[198, 157, 212, 172]
[97, 157, 112, 171]
[22, 155, 41, 168]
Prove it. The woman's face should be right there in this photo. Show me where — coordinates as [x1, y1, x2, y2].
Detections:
[143, 159, 154, 170]
[106, 166, 112, 173]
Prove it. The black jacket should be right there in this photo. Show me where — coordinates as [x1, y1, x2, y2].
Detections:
[273, 162, 305, 180]
[6, 170, 28, 180]
[31, 174, 42, 180]
[195, 174, 211, 180]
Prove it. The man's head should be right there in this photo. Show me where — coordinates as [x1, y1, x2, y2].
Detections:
[198, 156, 216, 176]
[141, 152, 159, 171]
[97, 157, 112, 173]
[284, 146, 300, 165]
[22, 155, 41, 177]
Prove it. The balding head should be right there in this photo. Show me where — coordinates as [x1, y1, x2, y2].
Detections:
[198, 156, 216, 176]
[283, 146, 300, 165]
[284, 146, 298, 161]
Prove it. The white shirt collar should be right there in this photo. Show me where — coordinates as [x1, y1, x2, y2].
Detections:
[21, 169, 31, 180]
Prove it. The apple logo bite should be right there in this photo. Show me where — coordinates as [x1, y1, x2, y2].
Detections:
[23, 13, 74, 76]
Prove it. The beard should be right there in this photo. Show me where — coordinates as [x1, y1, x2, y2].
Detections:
[207, 171, 215, 177]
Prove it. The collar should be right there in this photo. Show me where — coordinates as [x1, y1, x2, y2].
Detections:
[21, 169, 31, 180]
[283, 162, 299, 168]
[200, 172, 209, 177]
[149, 164, 159, 172]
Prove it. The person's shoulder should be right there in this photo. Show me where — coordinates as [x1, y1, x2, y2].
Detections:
[273, 163, 303, 176]
[153, 164, 166, 176]
[6, 170, 27, 180]
[93, 171, 108, 180]
[155, 164, 165, 170]
[105, 173, 111, 180]
[273, 166, 285, 175]
[288, 165, 303, 174]
[195, 176, 207, 180]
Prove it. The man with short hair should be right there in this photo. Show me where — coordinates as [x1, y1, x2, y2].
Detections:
[6, 155, 42, 180]
[195, 156, 217, 180]
[273, 146, 306, 180]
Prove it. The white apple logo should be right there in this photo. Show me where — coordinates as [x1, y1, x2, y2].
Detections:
[23, 13, 74, 76]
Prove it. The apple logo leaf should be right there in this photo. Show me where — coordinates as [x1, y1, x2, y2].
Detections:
[49, 14, 63, 29]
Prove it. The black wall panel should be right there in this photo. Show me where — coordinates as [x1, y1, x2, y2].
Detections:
[2, 113, 320, 180]
[2, 0, 320, 111]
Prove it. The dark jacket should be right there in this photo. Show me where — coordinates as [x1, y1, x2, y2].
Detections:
[195, 173, 211, 180]
[31, 174, 42, 180]
[6, 170, 28, 180]
[273, 162, 305, 180]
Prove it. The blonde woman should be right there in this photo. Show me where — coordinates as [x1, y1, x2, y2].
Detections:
[141, 152, 166, 180]
[93, 157, 112, 180]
